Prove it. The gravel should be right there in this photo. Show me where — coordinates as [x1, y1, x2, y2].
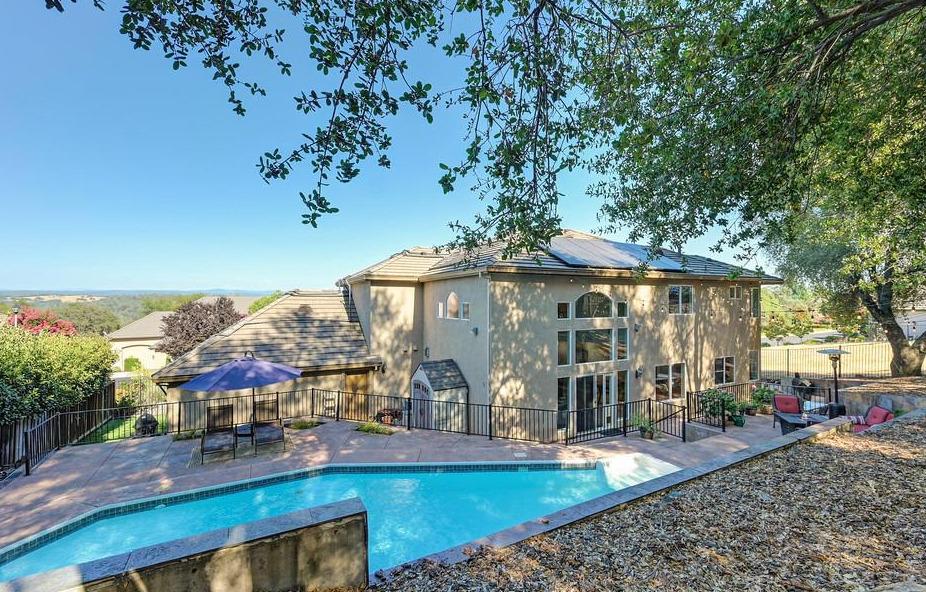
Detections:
[362, 415, 926, 592]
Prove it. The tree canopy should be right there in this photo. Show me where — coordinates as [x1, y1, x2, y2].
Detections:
[248, 291, 284, 314]
[140, 293, 205, 316]
[155, 296, 244, 359]
[54, 302, 122, 335]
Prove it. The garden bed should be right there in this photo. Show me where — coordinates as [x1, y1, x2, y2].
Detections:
[367, 414, 926, 591]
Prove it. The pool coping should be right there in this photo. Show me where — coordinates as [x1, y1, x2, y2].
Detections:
[372, 416, 855, 583]
[0, 458, 600, 570]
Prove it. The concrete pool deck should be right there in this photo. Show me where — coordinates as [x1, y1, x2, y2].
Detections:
[0, 416, 781, 549]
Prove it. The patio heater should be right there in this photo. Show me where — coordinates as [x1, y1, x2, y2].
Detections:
[817, 348, 850, 412]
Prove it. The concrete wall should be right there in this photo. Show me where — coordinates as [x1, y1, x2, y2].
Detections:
[488, 274, 761, 411]
[2, 500, 368, 592]
[110, 338, 170, 371]
[422, 275, 490, 405]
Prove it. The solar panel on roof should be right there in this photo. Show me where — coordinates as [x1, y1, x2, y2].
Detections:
[548, 237, 685, 271]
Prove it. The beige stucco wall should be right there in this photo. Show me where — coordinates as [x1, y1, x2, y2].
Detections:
[488, 274, 761, 411]
[422, 275, 490, 405]
[110, 338, 170, 371]
[363, 281, 425, 395]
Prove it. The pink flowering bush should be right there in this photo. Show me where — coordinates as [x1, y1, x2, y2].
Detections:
[6, 306, 77, 336]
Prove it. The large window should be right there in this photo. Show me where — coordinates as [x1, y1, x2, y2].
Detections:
[616, 327, 629, 360]
[714, 356, 735, 385]
[446, 292, 460, 319]
[654, 363, 685, 401]
[616, 370, 628, 404]
[576, 292, 612, 318]
[557, 331, 570, 366]
[557, 377, 570, 429]
[575, 329, 612, 363]
[751, 287, 761, 318]
[668, 286, 693, 314]
[749, 350, 759, 381]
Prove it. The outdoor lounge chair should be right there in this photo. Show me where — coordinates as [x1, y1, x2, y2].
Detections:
[250, 397, 285, 454]
[849, 405, 894, 433]
[200, 404, 237, 464]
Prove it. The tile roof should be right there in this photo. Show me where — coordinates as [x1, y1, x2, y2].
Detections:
[339, 247, 445, 284]
[152, 290, 381, 383]
[416, 359, 468, 391]
[107, 311, 171, 340]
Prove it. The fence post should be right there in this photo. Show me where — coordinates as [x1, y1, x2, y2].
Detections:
[406, 396, 412, 431]
[311, 388, 316, 418]
[335, 390, 341, 422]
[488, 404, 493, 440]
[721, 399, 727, 432]
[23, 431, 31, 476]
[623, 402, 628, 437]
[648, 398, 653, 426]
[682, 406, 687, 442]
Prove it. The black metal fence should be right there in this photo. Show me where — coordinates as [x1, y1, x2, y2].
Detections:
[2, 383, 115, 471]
[20, 387, 689, 474]
[686, 381, 833, 432]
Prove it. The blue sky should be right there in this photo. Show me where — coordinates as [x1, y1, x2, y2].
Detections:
[0, 2, 752, 292]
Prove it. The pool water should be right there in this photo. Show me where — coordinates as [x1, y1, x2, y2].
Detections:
[0, 455, 678, 582]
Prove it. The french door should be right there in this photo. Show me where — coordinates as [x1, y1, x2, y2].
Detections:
[575, 374, 613, 433]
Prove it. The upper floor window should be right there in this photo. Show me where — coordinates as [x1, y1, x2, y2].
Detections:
[446, 292, 460, 319]
[557, 331, 570, 366]
[616, 327, 629, 360]
[616, 301, 628, 318]
[748, 350, 759, 381]
[461, 302, 470, 320]
[575, 292, 612, 318]
[668, 285, 693, 314]
[751, 287, 761, 318]
[557, 302, 570, 319]
[437, 301, 444, 318]
[729, 285, 742, 300]
[575, 329, 612, 363]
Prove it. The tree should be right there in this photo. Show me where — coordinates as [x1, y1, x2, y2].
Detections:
[155, 296, 244, 359]
[50, 0, 925, 370]
[54, 303, 122, 335]
[140, 293, 205, 316]
[248, 291, 284, 314]
[6, 306, 77, 336]
[763, 314, 791, 346]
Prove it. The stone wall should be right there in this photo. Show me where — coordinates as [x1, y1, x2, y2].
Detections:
[1, 499, 368, 592]
[841, 377, 926, 416]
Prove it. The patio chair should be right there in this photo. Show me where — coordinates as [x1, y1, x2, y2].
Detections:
[200, 404, 237, 464]
[250, 397, 285, 455]
[771, 394, 801, 428]
[848, 405, 894, 433]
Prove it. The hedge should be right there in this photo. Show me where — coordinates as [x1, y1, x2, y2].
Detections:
[0, 326, 116, 424]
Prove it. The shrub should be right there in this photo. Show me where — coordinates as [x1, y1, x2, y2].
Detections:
[155, 297, 244, 359]
[290, 419, 322, 430]
[6, 306, 76, 335]
[249, 291, 284, 314]
[701, 388, 735, 419]
[357, 421, 394, 435]
[751, 385, 775, 407]
[124, 357, 142, 372]
[0, 326, 116, 423]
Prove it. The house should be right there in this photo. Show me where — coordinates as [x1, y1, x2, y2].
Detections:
[108, 311, 172, 371]
[108, 296, 261, 372]
[153, 230, 780, 432]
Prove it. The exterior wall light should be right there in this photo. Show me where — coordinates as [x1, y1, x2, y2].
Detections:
[472, 326, 479, 336]
[635, 367, 644, 379]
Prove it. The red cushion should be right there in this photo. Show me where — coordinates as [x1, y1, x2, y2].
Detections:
[775, 395, 801, 414]
[853, 424, 871, 433]
[865, 406, 891, 425]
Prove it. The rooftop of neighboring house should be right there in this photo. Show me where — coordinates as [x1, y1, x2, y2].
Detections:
[194, 295, 260, 316]
[152, 290, 381, 384]
[340, 229, 781, 285]
[106, 311, 172, 341]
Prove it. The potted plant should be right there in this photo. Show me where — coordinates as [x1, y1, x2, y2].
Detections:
[730, 403, 747, 427]
[751, 385, 775, 415]
[741, 401, 757, 416]
[633, 414, 659, 439]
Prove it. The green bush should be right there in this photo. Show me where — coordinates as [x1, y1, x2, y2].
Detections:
[290, 419, 322, 430]
[357, 421, 394, 435]
[701, 388, 736, 419]
[0, 326, 116, 423]
[124, 356, 142, 372]
[752, 385, 775, 407]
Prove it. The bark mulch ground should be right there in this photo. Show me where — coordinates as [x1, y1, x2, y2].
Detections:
[365, 416, 926, 591]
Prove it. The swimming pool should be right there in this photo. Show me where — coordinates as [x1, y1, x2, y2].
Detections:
[0, 455, 678, 582]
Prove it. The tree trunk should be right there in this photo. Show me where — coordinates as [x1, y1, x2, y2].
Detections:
[856, 284, 926, 377]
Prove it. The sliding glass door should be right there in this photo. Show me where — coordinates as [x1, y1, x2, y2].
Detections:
[575, 374, 613, 433]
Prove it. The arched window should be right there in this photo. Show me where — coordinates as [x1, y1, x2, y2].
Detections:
[446, 292, 460, 319]
[575, 292, 612, 318]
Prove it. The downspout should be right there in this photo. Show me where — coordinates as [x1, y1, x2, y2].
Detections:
[485, 272, 491, 407]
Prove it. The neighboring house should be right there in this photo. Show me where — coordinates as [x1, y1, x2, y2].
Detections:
[107, 311, 172, 371]
[194, 295, 260, 315]
[153, 230, 780, 432]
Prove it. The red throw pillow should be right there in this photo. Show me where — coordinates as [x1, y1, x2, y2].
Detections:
[865, 406, 891, 425]
[775, 395, 800, 414]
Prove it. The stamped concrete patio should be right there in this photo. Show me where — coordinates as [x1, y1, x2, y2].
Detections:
[0, 416, 780, 550]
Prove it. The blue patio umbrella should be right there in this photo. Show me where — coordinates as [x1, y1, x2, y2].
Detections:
[179, 352, 302, 393]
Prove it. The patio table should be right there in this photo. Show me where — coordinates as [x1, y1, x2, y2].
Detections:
[775, 412, 829, 435]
